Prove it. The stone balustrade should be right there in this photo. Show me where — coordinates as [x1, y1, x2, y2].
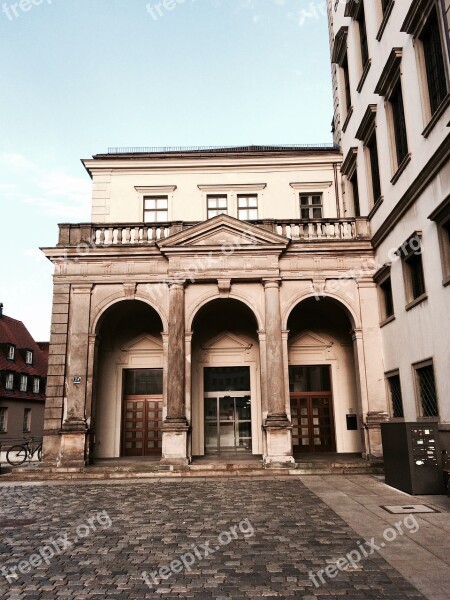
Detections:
[57, 217, 370, 247]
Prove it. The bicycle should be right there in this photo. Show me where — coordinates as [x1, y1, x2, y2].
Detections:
[6, 438, 43, 466]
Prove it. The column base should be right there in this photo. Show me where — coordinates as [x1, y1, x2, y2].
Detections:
[263, 416, 294, 466]
[161, 419, 190, 466]
[363, 411, 389, 459]
[57, 418, 88, 467]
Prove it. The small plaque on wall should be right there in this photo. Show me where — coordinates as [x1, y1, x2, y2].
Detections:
[73, 376, 82, 385]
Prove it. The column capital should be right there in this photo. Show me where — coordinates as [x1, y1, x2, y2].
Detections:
[262, 278, 282, 289]
[72, 284, 93, 294]
[167, 281, 186, 290]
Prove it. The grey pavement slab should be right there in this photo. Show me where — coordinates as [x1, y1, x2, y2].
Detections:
[0, 477, 439, 599]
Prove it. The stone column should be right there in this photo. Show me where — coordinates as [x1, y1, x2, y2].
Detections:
[59, 284, 92, 467]
[161, 282, 189, 465]
[262, 279, 294, 465]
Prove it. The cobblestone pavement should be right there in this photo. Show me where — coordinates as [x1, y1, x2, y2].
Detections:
[0, 478, 426, 599]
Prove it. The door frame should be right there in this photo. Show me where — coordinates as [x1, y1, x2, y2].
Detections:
[290, 389, 336, 453]
[204, 391, 252, 455]
[121, 393, 163, 457]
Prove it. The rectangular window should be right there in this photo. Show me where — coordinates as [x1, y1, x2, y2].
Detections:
[5, 373, 14, 390]
[357, 2, 370, 69]
[401, 236, 426, 304]
[414, 361, 439, 417]
[143, 196, 168, 223]
[387, 373, 404, 418]
[380, 275, 394, 319]
[420, 6, 448, 115]
[367, 133, 382, 204]
[381, 0, 390, 14]
[300, 194, 323, 220]
[0, 407, 7, 433]
[33, 378, 40, 394]
[20, 375, 28, 392]
[25, 350, 33, 365]
[7, 345, 15, 360]
[237, 195, 258, 220]
[350, 170, 360, 217]
[390, 80, 409, 166]
[207, 195, 228, 219]
[23, 408, 31, 433]
[342, 53, 352, 112]
[124, 369, 163, 396]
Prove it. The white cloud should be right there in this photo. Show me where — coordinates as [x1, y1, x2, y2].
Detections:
[0, 153, 90, 220]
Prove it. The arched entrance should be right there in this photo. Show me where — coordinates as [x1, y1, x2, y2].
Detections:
[92, 300, 165, 460]
[190, 298, 262, 457]
[287, 297, 362, 455]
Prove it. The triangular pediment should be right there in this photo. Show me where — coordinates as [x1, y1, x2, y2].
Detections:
[122, 334, 163, 352]
[157, 214, 289, 252]
[290, 330, 333, 348]
[202, 331, 253, 351]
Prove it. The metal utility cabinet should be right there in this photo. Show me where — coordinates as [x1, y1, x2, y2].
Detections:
[381, 422, 446, 495]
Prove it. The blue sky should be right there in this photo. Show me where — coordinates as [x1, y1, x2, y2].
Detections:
[0, 0, 333, 340]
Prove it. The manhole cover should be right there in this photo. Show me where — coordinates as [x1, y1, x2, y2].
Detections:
[381, 504, 439, 514]
[0, 520, 36, 527]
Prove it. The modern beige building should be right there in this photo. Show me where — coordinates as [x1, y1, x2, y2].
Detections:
[41, 146, 389, 467]
[328, 0, 450, 451]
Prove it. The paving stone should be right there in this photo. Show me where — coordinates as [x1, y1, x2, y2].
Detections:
[0, 479, 427, 599]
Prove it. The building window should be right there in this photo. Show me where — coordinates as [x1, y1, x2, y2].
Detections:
[0, 407, 7, 433]
[357, 2, 370, 70]
[33, 378, 40, 394]
[23, 408, 31, 433]
[350, 170, 360, 217]
[367, 133, 382, 205]
[207, 195, 228, 218]
[400, 235, 426, 305]
[414, 361, 439, 417]
[25, 350, 33, 365]
[143, 197, 168, 223]
[5, 373, 14, 390]
[389, 80, 409, 167]
[300, 194, 323, 220]
[429, 198, 450, 284]
[7, 345, 15, 360]
[420, 6, 448, 115]
[20, 375, 28, 392]
[380, 275, 394, 319]
[386, 372, 404, 418]
[381, 0, 391, 14]
[342, 53, 352, 113]
[237, 195, 258, 220]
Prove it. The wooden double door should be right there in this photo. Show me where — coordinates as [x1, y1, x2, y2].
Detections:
[289, 365, 336, 453]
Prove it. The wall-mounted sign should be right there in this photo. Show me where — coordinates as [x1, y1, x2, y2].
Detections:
[73, 376, 82, 384]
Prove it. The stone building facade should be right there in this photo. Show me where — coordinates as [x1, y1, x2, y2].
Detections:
[328, 0, 450, 451]
[41, 146, 388, 467]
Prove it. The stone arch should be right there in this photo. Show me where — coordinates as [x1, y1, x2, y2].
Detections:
[187, 290, 263, 332]
[91, 294, 168, 335]
[282, 290, 360, 331]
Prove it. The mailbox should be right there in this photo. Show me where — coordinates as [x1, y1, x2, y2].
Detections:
[381, 422, 446, 495]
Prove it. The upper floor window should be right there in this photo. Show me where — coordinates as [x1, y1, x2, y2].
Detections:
[23, 408, 31, 433]
[207, 195, 228, 219]
[342, 52, 352, 114]
[375, 264, 395, 323]
[420, 6, 448, 115]
[381, 0, 391, 14]
[33, 377, 40, 394]
[5, 373, 14, 390]
[429, 197, 450, 285]
[398, 234, 427, 307]
[144, 196, 168, 223]
[238, 195, 258, 220]
[357, 2, 370, 70]
[389, 79, 409, 169]
[7, 345, 15, 360]
[25, 350, 33, 365]
[350, 170, 360, 217]
[367, 132, 382, 206]
[0, 407, 7, 433]
[300, 194, 323, 220]
[356, 106, 382, 209]
[20, 375, 28, 392]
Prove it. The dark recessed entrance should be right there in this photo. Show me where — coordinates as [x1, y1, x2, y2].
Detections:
[204, 367, 252, 454]
[289, 365, 336, 453]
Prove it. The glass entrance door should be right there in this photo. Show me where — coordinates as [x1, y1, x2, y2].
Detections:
[204, 395, 252, 454]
